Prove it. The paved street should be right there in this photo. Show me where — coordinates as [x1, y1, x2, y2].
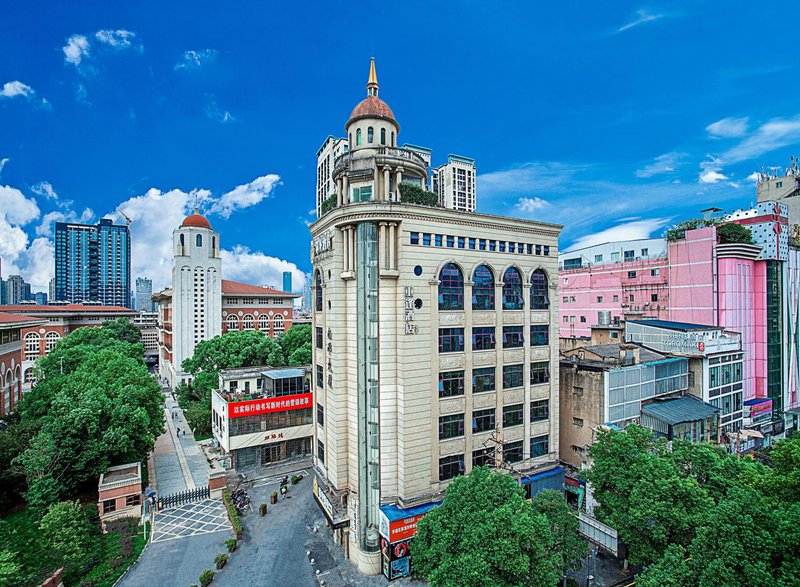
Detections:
[151, 499, 231, 543]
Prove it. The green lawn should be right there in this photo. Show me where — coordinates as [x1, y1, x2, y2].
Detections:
[0, 508, 149, 587]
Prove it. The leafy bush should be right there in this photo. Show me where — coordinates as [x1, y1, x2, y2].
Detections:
[199, 569, 214, 586]
[717, 222, 754, 244]
[665, 217, 721, 241]
[320, 194, 337, 214]
[222, 489, 243, 533]
[398, 181, 440, 207]
[225, 538, 237, 552]
[214, 553, 228, 569]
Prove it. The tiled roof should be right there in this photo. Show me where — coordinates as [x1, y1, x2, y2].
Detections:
[641, 395, 719, 425]
[348, 96, 397, 127]
[221, 280, 298, 297]
[0, 311, 46, 326]
[0, 304, 134, 313]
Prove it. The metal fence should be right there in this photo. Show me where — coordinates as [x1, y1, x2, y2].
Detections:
[157, 486, 210, 509]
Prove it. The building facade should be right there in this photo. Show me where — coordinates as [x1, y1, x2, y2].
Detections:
[135, 277, 154, 312]
[310, 59, 562, 575]
[54, 218, 132, 307]
[316, 136, 350, 216]
[431, 155, 476, 213]
[4, 275, 31, 305]
[0, 312, 45, 416]
[211, 366, 313, 470]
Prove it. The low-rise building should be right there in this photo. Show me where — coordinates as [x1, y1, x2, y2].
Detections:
[640, 395, 719, 443]
[97, 462, 143, 531]
[211, 366, 313, 471]
[0, 312, 45, 416]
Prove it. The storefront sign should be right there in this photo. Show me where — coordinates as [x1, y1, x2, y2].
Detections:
[381, 512, 424, 543]
[227, 392, 312, 418]
[404, 286, 417, 335]
[311, 231, 334, 262]
[744, 398, 773, 424]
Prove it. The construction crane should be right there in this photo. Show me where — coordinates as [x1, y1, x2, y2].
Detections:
[119, 210, 133, 226]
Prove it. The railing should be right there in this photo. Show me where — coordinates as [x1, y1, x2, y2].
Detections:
[158, 486, 210, 510]
[334, 147, 427, 174]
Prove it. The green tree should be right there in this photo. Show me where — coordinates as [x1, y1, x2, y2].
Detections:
[0, 545, 23, 586]
[287, 341, 312, 366]
[413, 467, 560, 587]
[100, 317, 141, 344]
[532, 489, 587, 581]
[39, 500, 94, 574]
[0, 413, 38, 511]
[182, 330, 286, 380]
[716, 222, 754, 244]
[279, 324, 311, 360]
[636, 544, 692, 587]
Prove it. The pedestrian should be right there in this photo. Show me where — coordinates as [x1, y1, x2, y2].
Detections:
[176, 427, 180, 436]
[280, 485, 287, 499]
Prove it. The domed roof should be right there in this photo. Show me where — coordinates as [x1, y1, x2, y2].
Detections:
[347, 96, 397, 128]
[181, 212, 211, 229]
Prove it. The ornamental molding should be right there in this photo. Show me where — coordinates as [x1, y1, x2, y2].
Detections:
[504, 427, 524, 442]
[472, 352, 496, 367]
[530, 312, 550, 323]
[503, 348, 525, 364]
[503, 389, 524, 405]
[473, 392, 497, 409]
[503, 312, 524, 325]
[530, 348, 550, 360]
[439, 438, 466, 456]
[472, 312, 496, 326]
[439, 313, 465, 327]
[531, 420, 550, 437]
[439, 397, 466, 414]
[439, 355, 465, 370]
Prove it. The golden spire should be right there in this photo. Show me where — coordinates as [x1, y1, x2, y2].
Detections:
[366, 57, 379, 96]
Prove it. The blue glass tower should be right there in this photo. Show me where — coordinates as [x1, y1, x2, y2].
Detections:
[282, 271, 292, 293]
[54, 219, 132, 307]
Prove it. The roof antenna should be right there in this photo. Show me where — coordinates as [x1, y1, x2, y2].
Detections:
[194, 192, 199, 214]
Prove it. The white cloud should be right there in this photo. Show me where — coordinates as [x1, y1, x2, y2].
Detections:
[616, 8, 664, 33]
[63, 34, 90, 65]
[209, 174, 281, 218]
[698, 169, 729, 184]
[566, 218, 671, 251]
[205, 100, 236, 123]
[478, 161, 588, 197]
[31, 181, 58, 200]
[0, 185, 40, 225]
[36, 208, 94, 238]
[720, 115, 800, 164]
[1, 81, 34, 99]
[706, 117, 749, 138]
[75, 83, 89, 103]
[95, 29, 137, 48]
[746, 172, 759, 182]
[18, 238, 54, 286]
[221, 246, 306, 294]
[635, 152, 687, 178]
[175, 49, 218, 70]
[0, 158, 8, 177]
[514, 197, 549, 213]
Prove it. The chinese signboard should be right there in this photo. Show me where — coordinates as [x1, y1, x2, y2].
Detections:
[403, 286, 417, 335]
[744, 398, 773, 424]
[227, 393, 313, 419]
[379, 510, 425, 543]
[311, 231, 334, 262]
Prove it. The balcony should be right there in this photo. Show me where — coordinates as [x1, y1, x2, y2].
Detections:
[333, 147, 427, 178]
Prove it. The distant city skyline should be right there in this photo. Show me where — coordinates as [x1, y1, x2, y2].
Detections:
[3, 1, 800, 291]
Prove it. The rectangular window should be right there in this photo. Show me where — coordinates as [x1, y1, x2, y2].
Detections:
[439, 413, 465, 439]
[508, 242, 515, 253]
[526, 244, 533, 254]
[503, 404, 523, 427]
[543, 246, 550, 256]
[597, 296, 603, 303]
[503, 364, 524, 389]
[629, 294, 635, 302]
[472, 447, 495, 468]
[489, 240, 497, 252]
[651, 294, 658, 302]
[530, 362, 550, 385]
[502, 326, 524, 348]
[472, 408, 496, 433]
[580, 316, 587, 323]
[573, 417, 584, 427]
[446, 235, 455, 248]
[439, 328, 464, 353]
[410, 232, 420, 245]
[613, 295, 619, 302]
[624, 250, 635, 261]
[458, 236, 465, 249]
[472, 327, 496, 351]
[315, 326, 323, 349]
[530, 325, 549, 346]
[439, 454, 464, 481]
[563, 296, 569, 303]
[641, 248, 649, 256]
[530, 435, 549, 458]
[627, 271, 637, 278]
[316, 365, 324, 389]
[439, 370, 465, 398]
[530, 400, 549, 422]
[651, 268, 659, 276]
[573, 386, 584, 396]
[479, 239, 486, 251]
[594, 254, 603, 262]
[125, 494, 141, 507]
[473, 367, 496, 393]
[503, 440, 523, 463]
[103, 499, 116, 514]
[468, 238, 476, 250]
[423, 233, 432, 246]
[435, 234, 443, 247]
[535, 244, 542, 255]
[317, 439, 325, 464]
[611, 252, 619, 261]
[499, 241, 506, 252]
[317, 403, 324, 427]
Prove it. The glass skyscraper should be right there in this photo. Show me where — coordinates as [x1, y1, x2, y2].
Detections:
[54, 219, 132, 307]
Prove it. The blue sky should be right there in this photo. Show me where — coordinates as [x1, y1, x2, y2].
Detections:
[2, 1, 800, 291]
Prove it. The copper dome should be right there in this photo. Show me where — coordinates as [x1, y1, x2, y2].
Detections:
[181, 213, 211, 229]
[347, 96, 398, 129]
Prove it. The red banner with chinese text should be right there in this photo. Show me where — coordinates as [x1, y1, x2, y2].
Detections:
[227, 393, 313, 418]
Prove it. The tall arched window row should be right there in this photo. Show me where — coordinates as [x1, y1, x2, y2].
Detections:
[472, 265, 495, 310]
[367, 126, 374, 143]
[356, 129, 362, 146]
[315, 272, 323, 312]
[438, 264, 464, 311]
[226, 315, 239, 331]
[530, 269, 549, 310]
[242, 314, 255, 330]
[45, 332, 60, 353]
[24, 332, 40, 361]
[274, 315, 285, 334]
[381, 128, 386, 145]
[196, 234, 202, 247]
[502, 268, 524, 310]
[258, 315, 270, 330]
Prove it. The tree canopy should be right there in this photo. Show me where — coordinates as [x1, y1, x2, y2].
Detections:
[413, 467, 561, 587]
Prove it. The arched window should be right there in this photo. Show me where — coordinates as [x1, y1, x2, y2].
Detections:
[212, 236, 216, 254]
[315, 271, 323, 312]
[438, 263, 464, 310]
[356, 129, 362, 146]
[368, 126, 374, 143]
[530, 269, 549, 310]
[226, 315, 239, 332]
[273, 315, 285, 334]
[242, 314, 254, 330]
[349, 133, 352, 146]
[24, 368, 35, 384]
[472, 265, 495, 310]
[258, 315, 270, 330]
[391, 131, 395, 146]
[24, 332, 40, 361]
[44, 332, 60, 354]
[502, 268, 524, 310]
[381, 128, 386, 145]
[196, 234, 202, 247]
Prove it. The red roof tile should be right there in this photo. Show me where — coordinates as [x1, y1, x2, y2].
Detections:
[0, 304, 135, 313]
[221, 280, 298, 297]
[347, 96, 398, 128]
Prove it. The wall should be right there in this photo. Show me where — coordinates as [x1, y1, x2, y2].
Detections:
[558, 362, 604, 469]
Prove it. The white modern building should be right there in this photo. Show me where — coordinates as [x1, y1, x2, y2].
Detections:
[559, 238, 668, 271]
[316, 136, 349, 216]
[432, 155, 476, 213]
[310, 59, 562, 576]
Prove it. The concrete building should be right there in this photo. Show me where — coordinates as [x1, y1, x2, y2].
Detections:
[432, 155, 476, 213]
[132, 311, 159, 359]
[283, 271, 293, 296]
[135, 277, 154, 312]
[4, 275, 30, 305]
[33, 292, 48, 305]
[97, 463, 142, 532]
[48, 278, 56, 304]
[0, 312, 45, 416]
[316, 136, 350, 216]
[310, 59, 562, 575]
[559, 343, 689, 469]
[54, 218, 132, 307]
[153, 211, 299, 386]
[211, 366, 313, 470]
[756, 157, 800, 228]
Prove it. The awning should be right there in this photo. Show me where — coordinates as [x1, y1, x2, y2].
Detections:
[521, 466, 565, 486]
[379, 500, 442, 522]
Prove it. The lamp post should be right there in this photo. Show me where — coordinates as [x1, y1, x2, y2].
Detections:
[585, 548, 595, 587]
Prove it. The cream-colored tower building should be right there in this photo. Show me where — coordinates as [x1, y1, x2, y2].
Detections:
[166, 210, 222, 385]
[310, 59, 562, 577]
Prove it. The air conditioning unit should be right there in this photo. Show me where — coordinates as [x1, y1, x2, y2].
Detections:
[389, 191, 397, 201]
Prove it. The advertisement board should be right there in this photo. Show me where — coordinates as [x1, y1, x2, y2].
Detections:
[744, 398, 773, 424]
[227, 392, 312, 418]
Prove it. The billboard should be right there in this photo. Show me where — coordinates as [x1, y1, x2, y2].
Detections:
[227, 392, 312, 418]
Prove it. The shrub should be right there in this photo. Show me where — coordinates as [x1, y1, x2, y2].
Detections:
[398, 181, 439, 207]
[214, 553, 228, 569]
[291, 475, 298, 485]
[717, 222, 754, 244]
[320, 195, 337, 214]
[199, 569, 214, 586]
[222, 489, 243, 533]
[225, 538, 237, 552]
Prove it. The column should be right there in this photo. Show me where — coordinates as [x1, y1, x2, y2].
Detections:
[383, 167, 391, 201]
[388, 223, 396, 270]
[342, 175, 349, 204]
[378, 222, 388, 269]
[336, 177, 343, 207]
[523, 282, 532, 460]
[341, 226, 351, 272]
[374, 167, 381, 201]
[396, 169, 403, 196]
